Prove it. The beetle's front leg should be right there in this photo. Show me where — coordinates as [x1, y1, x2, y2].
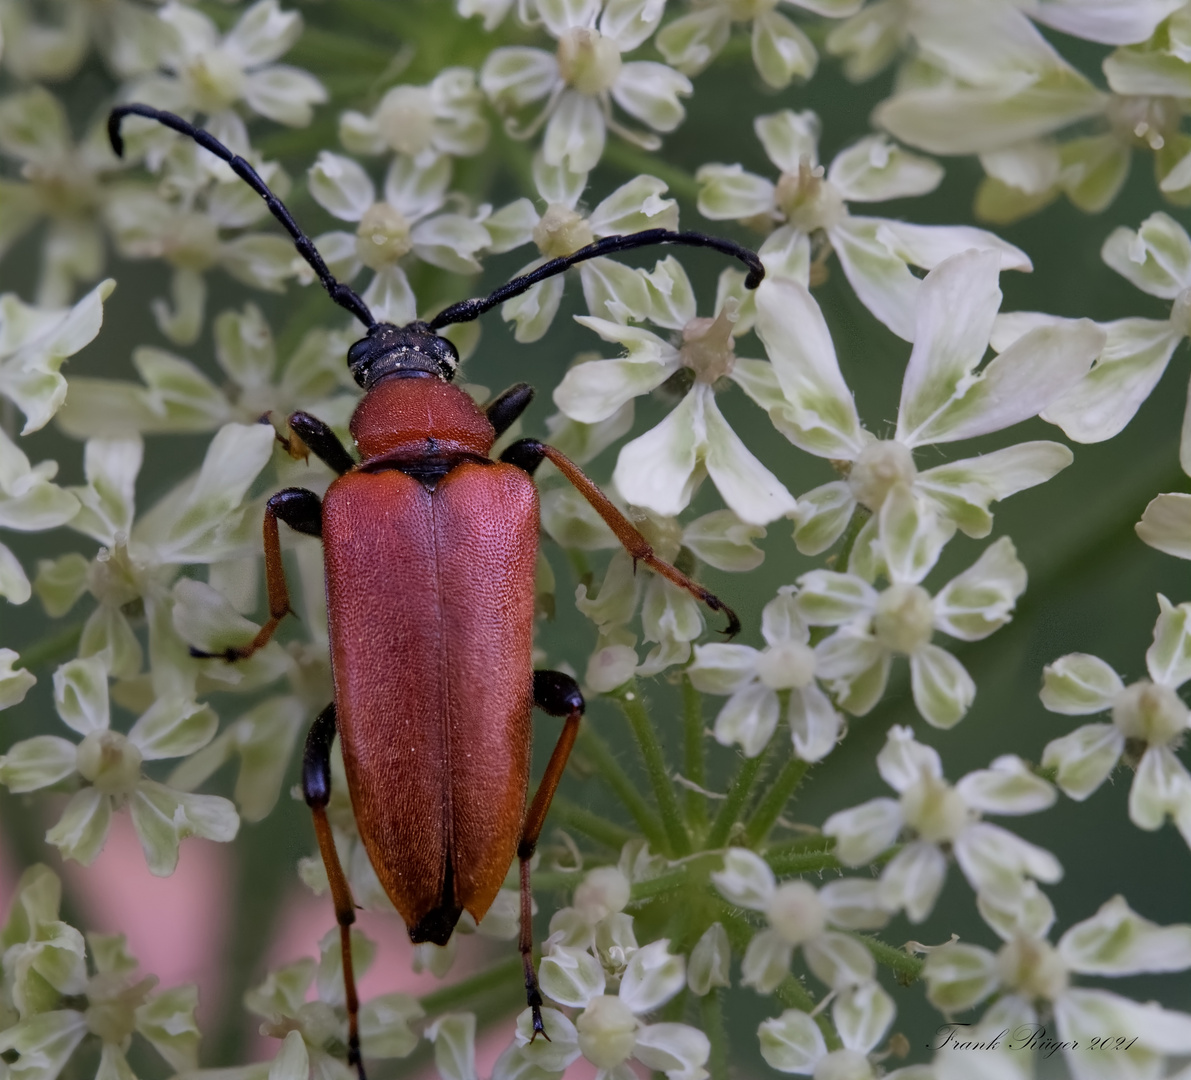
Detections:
[192, 487, 322, 661]
[501, 439, 740, 636]
[519, 670, 586, 1039]
[303, 703, 367, 1080]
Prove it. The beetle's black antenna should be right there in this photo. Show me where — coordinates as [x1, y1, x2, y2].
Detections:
[427, 229, 765, 331]
[108, 104, 377, 331]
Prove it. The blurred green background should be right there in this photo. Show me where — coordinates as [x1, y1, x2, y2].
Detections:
[2, 4, 1190, 1076]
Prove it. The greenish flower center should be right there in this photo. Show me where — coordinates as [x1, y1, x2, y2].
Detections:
[577, 995, 638, 1068]
[848, 440, 917, 511]
[557, 29, 623, 96]
[901, 775, 969, 843]
[756, 641, 816, 690]
[76, 730, 142, 796]
[873, 584, 934, 655]
[775, 162, 846, 232]
[1112, 679, 1188, 746]
[1107, 94, 1180, 151]
[355, 203, 413, 269]
[996, 936, 1069, 1002]
[533, 203, 595, 258]
[376, 86, 437, 157]
[765, 881, 826, 944]
[680, 303, 738, 383]
[85, 973, 157, 1045]
[185, 49, 245, 113]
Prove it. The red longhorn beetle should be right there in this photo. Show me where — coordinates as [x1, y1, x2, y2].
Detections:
[109, 104, 764, 1075]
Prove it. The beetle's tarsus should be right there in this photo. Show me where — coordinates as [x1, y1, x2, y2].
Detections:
[346, 1040, 367, 1080]
[529, 1003, 550, 1042]
[187, 645, 245, 662]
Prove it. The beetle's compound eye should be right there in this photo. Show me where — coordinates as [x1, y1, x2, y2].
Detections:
[346, 322, 459, 387]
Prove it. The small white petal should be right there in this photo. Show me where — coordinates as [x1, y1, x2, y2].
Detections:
[878, 841, 947, 922]
[710, 847, 775, 910]
[823, 798, 903, 866]
[758, 1009, 826, 1074]
[956, 755, 1056, 816]
[1059, 894, 1191, 976]
[611, 62, 691, 134]
[1129, 744, 1191, 836]
[1042, 318, 1182, 444]
[803, 930, 876, 989]
[876, 725, 943, 791]
[1042, 723, 1124, 801]
[619, 939, 685, 1013]
[544, 90, 605, 174]
[833, 981, 895, 1054]
[932, 536, 1027, 642]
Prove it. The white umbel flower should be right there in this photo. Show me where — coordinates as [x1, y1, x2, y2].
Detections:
[126, 0, 326, 127]
[306, 151, 491, 324]
[749, 251, 1100, 558]
[0, 654, 238, 875]
[554, 255, 797, 525]
[658, 0, 863, 89]
[688, 586, 842, 760]
[480, 0, 691, 173]
[997, 214, 1191, 467]
[711, 847, 891, 996]
[1039, 594, 1191, 848]
[338, 68, 489, 165]
[926, 895, 1191, 1080]
[697, 108, 1031, 340]
[798, 484, 1028, 728]
[824, 727, 1060, 922]
[483, 152, 678, 341]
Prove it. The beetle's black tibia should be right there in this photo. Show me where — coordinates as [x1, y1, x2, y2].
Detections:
[301, 702, 367, 1080]
[532, 670, 585, 718]
[289, 412, 356, 476]
[302, 701, 338, 808]
[346, 322, 459, 388]
[486, 383, 535, 438]
[500, 437, 547, 476]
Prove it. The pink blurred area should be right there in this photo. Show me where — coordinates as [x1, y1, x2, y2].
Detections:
[0, 815, 603, 1079]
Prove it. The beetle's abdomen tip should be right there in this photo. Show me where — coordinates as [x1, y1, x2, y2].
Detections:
[408, 903, 463, 947]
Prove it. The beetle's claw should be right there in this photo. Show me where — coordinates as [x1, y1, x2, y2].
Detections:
[529, 1004, 551, 1042]
[702, 592, 740, 639]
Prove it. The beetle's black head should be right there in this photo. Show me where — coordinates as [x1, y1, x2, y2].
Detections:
[347, 321, 459, 388]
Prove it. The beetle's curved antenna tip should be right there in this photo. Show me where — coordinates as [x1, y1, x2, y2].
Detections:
[107, 110, 127, 158]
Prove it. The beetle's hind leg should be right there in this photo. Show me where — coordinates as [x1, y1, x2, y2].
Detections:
[191, 488, 322, 661]
[303, 703, 367, 1080]
[501, 439, 740, 636]
[519, 671, 586, 1039]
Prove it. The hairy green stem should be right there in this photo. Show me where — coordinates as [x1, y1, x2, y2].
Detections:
[855, 933, 924, 984]
[744, 757, 810, 848]
[702, 990, 731, 1080]
[612, 682, 690, 856]
[549, 797, 634, 851]
[766, 849, 843, 876]
[834, 505, 872, 575]
[706, 751, 767, 849]
[575, 728, 668, 853]
[681, 676, 710, 836]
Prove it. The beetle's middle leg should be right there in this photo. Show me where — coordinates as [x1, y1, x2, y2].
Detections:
[303, 702, 367, 1080]
[192, 487, 322, 661]
[519, 670, 586, 1038]
[501, 439, 740, 636]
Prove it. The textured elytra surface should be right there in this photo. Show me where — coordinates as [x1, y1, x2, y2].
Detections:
[322, 462, 539, 932]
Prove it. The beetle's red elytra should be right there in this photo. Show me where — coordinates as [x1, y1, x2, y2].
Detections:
[108, 104, 764, 1077]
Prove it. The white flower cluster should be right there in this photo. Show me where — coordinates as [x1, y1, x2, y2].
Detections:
[1, 0, 1191, 1077]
